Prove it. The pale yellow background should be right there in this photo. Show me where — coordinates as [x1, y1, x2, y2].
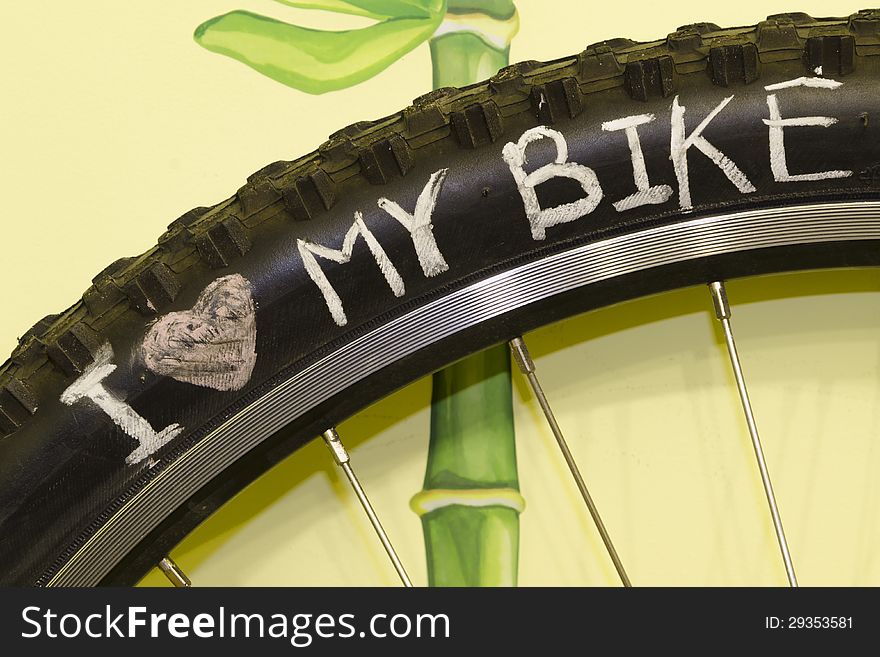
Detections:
[2, 1, 877, 586]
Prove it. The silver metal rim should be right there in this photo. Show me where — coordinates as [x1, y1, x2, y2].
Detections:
[48, 200, 880, 586]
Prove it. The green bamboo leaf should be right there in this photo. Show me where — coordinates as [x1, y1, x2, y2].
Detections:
[194, 10, 443, 94]
[271, 0, 445, 20]
[270, 0, 387, 20]
[446, 0, 515, 19]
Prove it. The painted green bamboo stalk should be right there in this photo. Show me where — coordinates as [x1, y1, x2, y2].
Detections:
[411, 346, 524, 586]
[410, 0, 522, 587]
[428, 2, 514, 88]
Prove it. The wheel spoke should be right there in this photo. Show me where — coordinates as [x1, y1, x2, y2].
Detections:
[509, 337, 632, 587]
[322, 428, 413, 587]
[158, 556, 191, 587]
[709, 281, 798, 587]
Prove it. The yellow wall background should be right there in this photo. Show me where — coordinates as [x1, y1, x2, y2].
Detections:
[2, 1, 877, 586]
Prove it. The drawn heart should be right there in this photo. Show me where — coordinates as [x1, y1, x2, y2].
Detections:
[142, 274, 257, 391]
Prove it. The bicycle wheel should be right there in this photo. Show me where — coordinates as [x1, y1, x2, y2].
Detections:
[2, 10, 880, 586]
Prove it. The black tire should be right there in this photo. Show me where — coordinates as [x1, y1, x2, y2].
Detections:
[3, 11, 880, 586]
